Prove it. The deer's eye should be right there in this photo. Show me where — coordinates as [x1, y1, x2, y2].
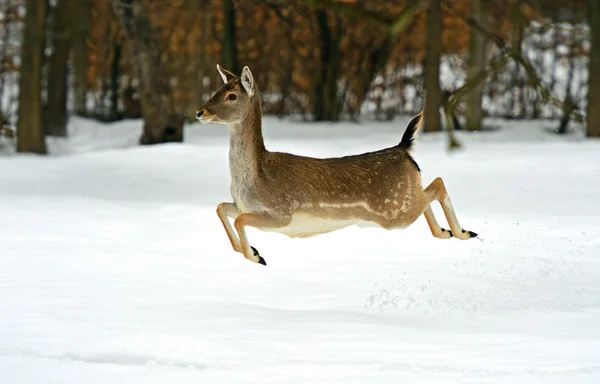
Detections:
[227, 94, 237, 101]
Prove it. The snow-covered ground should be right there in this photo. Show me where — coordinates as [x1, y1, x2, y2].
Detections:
[1, 116, 599, 383]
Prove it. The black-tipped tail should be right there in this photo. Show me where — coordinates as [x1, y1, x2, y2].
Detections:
[398, 110, 423, 150]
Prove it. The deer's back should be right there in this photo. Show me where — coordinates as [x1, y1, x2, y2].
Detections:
[233, 147, 421, 215]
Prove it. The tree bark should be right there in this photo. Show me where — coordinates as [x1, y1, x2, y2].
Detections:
[356, 37, 393, 119]
[423, 0, 442, 132]
[71, 0, 92, 116]
[313, 10, 341, 122]
[558, 13, 577, 135]
[17, 0, 47, 153]
[465, 0, 488, 131]
[276, 23, 294, 117]
[190, 2, 210, 116]
[509, 0, 525, 118]
[113, 0, 183, 144]
[46, 0, 71, 137]
[587, 0, 600, 137]
[222, 0, 238, 73]
[0, 3, 14, 127]
[110, 43, 122, 120]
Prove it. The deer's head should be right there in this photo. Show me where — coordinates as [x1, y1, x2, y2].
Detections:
[195, 65, 257, 125]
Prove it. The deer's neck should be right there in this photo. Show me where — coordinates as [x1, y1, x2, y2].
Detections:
[228, 96, 266, 179]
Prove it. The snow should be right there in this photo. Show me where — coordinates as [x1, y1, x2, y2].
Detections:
[1, 116, 600, 383]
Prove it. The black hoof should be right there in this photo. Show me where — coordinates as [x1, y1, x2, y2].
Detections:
[251, 246, 266, 266]
[441, 228, 453, 237]
[468, 230, 478, 238]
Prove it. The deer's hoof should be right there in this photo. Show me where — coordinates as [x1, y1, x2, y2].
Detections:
[462, 229, 478, 238]
[251, 246, 267, 266]
[440, 228, 453, 238]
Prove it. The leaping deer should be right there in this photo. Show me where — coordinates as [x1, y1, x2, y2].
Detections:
[196, 65, 477, 266]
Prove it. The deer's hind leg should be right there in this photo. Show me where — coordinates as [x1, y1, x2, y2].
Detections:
[423, 205, 453, 239]
[421, 178, 477, 240]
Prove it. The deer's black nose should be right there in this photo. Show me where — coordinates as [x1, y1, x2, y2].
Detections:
[195, 109, 204, 119]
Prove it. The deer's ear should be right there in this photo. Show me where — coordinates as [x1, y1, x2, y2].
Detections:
[241, 66, 254, 97]
[216, 64, 236, 84]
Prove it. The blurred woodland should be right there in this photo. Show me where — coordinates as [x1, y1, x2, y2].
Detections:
[1, 0, 599, 153]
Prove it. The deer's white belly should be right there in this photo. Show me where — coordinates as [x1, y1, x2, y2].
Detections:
[263, 212, 381, 238]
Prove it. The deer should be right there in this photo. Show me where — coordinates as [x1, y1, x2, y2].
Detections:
[195, 65, 477, 266]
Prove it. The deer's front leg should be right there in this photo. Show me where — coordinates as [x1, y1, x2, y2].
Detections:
[234, 212, 291, 266]
[216, 202, 242, 252]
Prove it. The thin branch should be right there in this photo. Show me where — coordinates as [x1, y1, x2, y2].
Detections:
[443, 0, 585, 123]
[292, 0, 424, 37]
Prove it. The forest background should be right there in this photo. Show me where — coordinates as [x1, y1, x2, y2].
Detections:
[1, 0, 599, 153]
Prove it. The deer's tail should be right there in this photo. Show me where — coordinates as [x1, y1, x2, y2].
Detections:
[398, 110, 423, 151]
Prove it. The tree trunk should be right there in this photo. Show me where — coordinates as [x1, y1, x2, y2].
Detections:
[558, 13, 577, 135]
[110, 43, 122, 120]
[357, 37, 393, 118]
[465, 0, 488, 131]
[0, 2, 13, 126]
[587, 0, 600, 137]
[509, 0, 525, 118]
[190, 2, 210, 116]
[276, 24, 294, 117]
[423, 0, 442, 132]
[17, 0, 47, 153]
[313, 10, 341, 122]
[71, 0, 93, 116]
[46, 0, 71, 137]
[113, 0, 183, 144]
[222, 0, 238, 73]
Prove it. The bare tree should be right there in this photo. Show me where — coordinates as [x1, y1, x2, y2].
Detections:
[292, 0, 421, 121]
[588, 0, 600, 137]
[109, 43, 122, 120]
[0, 1, 20, 131]
[557, 9, 578, 135]
[313, 9, 341, 122]
[113, 0, 184, 144]
[222, 0, 239, 73]
[46, 0, 71, 137]
[423, 0, 442, 132]
[71, 0, 93, 116]
[465, 0, 489, 131]
[17, 0, 47, 153]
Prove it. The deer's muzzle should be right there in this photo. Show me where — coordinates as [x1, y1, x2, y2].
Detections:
[195, 108, 215, 124]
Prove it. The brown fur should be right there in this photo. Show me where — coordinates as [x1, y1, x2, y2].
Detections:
[197, 65, 477, 265]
